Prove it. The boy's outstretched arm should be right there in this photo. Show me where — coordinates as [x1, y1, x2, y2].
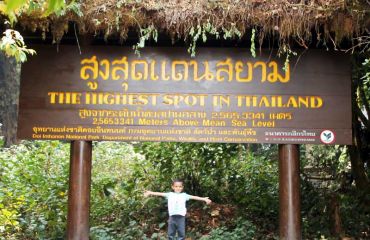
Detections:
[144, 190, 166, 197]
[189, 195, 212, 204]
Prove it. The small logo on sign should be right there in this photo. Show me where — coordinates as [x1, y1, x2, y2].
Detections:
[320, 130, 335, 144]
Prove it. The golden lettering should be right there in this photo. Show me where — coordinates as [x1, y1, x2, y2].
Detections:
[235, 61, 253, 82]
[161, 61, 170, 81]
[258, 96, 270, 107]
[80, 56, 99, 89]
[216, 58, 233, 81]
[48, 92, 58, 104]
[298, 96, 309, 107]
[99, 59, 110, 80]
[131, 60, 148, 80]
[103, 93, 115, 104]
[310, 97, 323, 108]
[87, 82, 98, 90]
[212, 95, 230, 107]
[190, 60, 214, 81]
[48, 92, 81, 104]
[253, 61, 267, 82]
[80, 56, 98, 80]
[285, 97, 298, 108]
[172, 60, 189, 81]
[78, 56, 291, 86]
[162, 94, 206, 106]
[112, 57, 128, 80]
[268, 61, 290, 83]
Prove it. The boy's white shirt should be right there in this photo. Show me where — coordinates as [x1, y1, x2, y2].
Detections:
[165, 192, 191, 216]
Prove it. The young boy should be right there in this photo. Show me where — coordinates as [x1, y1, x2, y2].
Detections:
[144, 179, 212, 240]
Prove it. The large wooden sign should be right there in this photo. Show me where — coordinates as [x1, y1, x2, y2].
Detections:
[18, 46, 352, 144]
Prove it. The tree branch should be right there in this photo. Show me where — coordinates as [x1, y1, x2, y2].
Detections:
[354, 104, 370, 129]
[358, 81, 370, 123]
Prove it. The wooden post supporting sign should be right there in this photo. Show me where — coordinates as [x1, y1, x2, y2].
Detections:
[67, 141, 92, 240]
[279, 144, 301, 240]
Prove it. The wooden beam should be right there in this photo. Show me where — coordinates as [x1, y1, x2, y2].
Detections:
[279, 144, 301, 240]
[67, 141, 92, 240]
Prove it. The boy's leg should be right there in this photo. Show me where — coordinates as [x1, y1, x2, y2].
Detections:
[176, 216, 186, 240]
[168, 216, 177, 240]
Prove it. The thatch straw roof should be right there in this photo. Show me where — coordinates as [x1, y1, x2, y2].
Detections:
[14, 0, 370, 47]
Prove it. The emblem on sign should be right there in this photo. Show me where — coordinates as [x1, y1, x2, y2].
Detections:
[320, 130, 335, 144]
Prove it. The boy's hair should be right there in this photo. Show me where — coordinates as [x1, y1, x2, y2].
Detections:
[171, 179, 184, 185]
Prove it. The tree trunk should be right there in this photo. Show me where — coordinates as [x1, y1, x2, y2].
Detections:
[0, 52, 20, 147]
[349, 118, 370, 193]
[328, 192, 343, 238]
[349, 55, 370, 194]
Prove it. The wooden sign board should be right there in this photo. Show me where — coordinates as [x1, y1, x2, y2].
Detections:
[18, 46, 352, 144]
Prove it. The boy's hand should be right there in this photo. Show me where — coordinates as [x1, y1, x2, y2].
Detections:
[144, 190, 151, 197]
[204, 197, 212, 205]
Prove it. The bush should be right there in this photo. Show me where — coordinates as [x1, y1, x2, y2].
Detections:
[0, 141, 69, 239]
[201, 218, 257, 240]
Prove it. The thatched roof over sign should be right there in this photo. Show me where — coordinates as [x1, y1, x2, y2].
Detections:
[15, 0, 370, 47]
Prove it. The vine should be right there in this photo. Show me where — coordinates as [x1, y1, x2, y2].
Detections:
[187, 21, 245, 57]
[187, 20, 220, 57]
[250, 28, 256, 58]
[278, 44, 297, 72]
[222, 23, 242, 40]
[133, 24, 158, 57]
[188, 24, 202, 57]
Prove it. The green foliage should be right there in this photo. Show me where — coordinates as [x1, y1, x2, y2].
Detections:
[0, 0, 27, 24]
[361, 58, 370, 85]
[250, 28, 256, 58]
[300, 144, 370, 239]
[133, 24, 158, 57]
[302, 145, 349, 189]
[0, 0, 67, 23]
[118, 220, 148, 239]
[0, 0, 82, 63]
[59, 1, 83, 17]
[139, 142, 241, 197]
[0, 29, 36, 63]
[278, 44, 297, 72]
[188, 21, 220, 57]
[45, 0, 66, 16]
[222, 23, 242, 40]
[340, 191, 370, 237]
[188, 25, 203, 57]
[90, 221, 162, 240]
[139, 142, 279, 221]
[89, 142, 147, 232]
[187, 21, 246, 57]
[201, 218, 257, 240]
[90, 226, 117, 240]
[0, 141, 69, 239]
[0, 140, 368, 239]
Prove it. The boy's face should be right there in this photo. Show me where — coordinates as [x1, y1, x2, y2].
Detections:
[171, 182, 184, 193]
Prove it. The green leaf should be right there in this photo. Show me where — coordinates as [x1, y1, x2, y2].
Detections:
[5, 0, 27, 13]
[46, 0, 66, 16]
[0, 3, 6, 13]
[19, 51, 27, 62]
[158, 222, 165, 229]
